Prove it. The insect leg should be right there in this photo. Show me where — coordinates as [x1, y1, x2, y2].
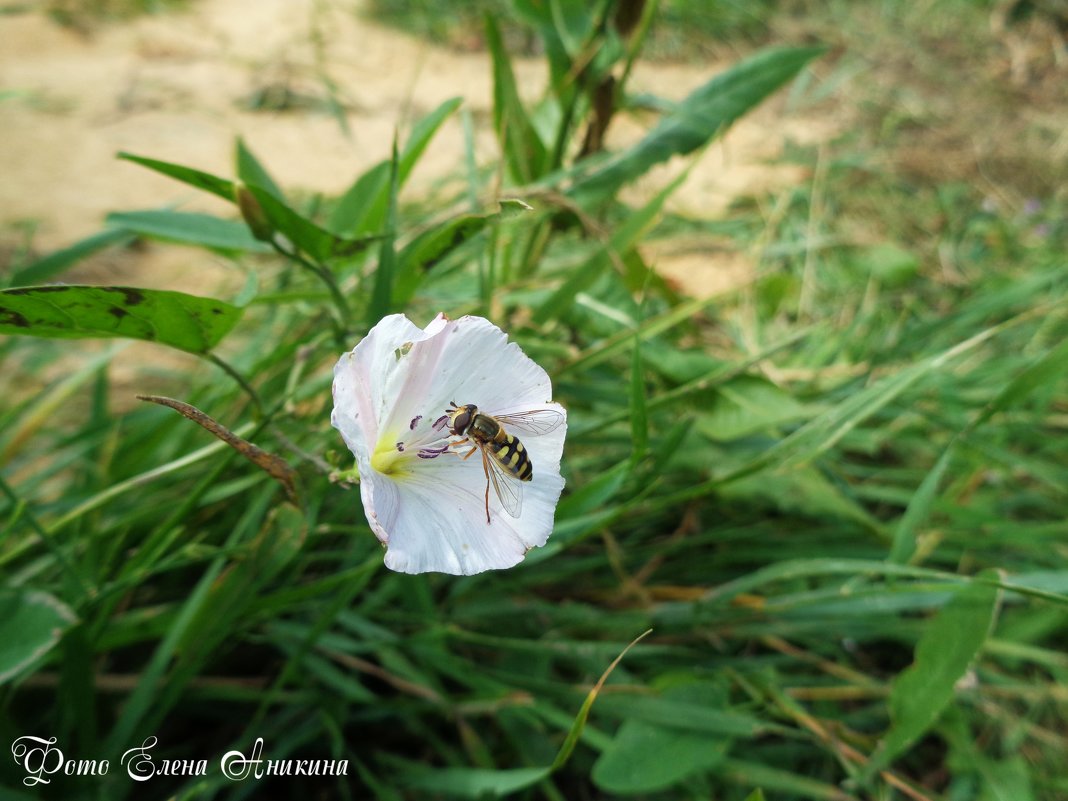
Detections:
[479, 448, 492, 524]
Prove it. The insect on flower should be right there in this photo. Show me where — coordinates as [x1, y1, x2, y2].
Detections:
[437, 402, 565, 524]
[331, 313, 567, 575]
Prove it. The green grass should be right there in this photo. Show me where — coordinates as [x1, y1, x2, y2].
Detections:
[364, 0, 780, 57]
[45, 0, 190, 28]
[3, 1, 1068, 799]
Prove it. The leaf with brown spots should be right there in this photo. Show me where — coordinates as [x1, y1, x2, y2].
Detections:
[0, 285, 242, 354]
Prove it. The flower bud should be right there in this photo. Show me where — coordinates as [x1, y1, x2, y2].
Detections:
[234, 182, 274, 242]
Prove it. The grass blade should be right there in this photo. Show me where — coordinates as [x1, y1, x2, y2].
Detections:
[568, 46, 825, 207]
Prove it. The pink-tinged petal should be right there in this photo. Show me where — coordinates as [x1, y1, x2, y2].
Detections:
[332, 313, 428, 457]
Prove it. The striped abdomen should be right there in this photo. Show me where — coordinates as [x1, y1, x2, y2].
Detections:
[490, 433, 533, 482]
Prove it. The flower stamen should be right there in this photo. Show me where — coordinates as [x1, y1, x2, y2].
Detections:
[417, 444, 450, 459]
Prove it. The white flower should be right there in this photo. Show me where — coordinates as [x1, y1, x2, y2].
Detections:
[331, 313, 567, 575]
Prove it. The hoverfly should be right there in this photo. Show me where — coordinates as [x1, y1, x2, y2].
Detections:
[435, 402, 564, 524]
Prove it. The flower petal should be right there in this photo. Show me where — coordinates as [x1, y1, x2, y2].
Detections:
[366, 434, 566, 574]
[332, 313, 567, 575]
[332, 313, 430, 460]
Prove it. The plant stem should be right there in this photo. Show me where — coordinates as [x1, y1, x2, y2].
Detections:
[208, 353, 264, 419]
[272, 241, 353, 338]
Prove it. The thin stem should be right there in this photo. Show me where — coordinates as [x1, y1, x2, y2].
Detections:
[0, 472, 92, 599]
[208, 353, 264, 419]
[272, 241, 353, 338]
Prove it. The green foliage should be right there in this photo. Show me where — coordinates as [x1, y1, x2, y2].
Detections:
[3, 1, 1068, 799]
[0, 588, 77, 684]
[0, 285, 242, 353]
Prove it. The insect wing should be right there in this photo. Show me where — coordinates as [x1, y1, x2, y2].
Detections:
[482, 446, 523, 518]
[492, 408, 564, 437]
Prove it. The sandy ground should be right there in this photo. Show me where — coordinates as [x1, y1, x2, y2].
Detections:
[0, 0, 833, 302]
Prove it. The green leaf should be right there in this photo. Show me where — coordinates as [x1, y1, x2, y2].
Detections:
[568, 46, 825, 207]
[533, 167, 688, 324]
[330, 97, 462, 236]
[594, 694, 769, 738]
[0, 589, 77, 685]
[401, 766, 550, 798]
[244, 184, 377, 263]
[630, 333, 648, 460]
[0, 285, 243, 354]
[106, 210, 271, 252]
[973, 335, 1068, 428]
[696, 375, 811, 441]
[719, 758, 848, 800]
[118, 152, 236, 202]
[750, 323, 1002, 474]
[853, 243, 920, 288]
[511, 0, 575, 107]
[551, 629, 652, 771]
[888, 441, 956, 564]
[557, 458, 630, 519]
[486, 14, 548, 184]
[864, 571, 1001, 780]
[394, 199, 532, 305]
[10, 227, 136, 286]
[593, 683, 731, 794]
[370, 139, 400, 323]
[235, 137, 285, 201]
[723, 467, 882, 530]
[976, 755, 1036, 801]
[329, 162, 390, 238]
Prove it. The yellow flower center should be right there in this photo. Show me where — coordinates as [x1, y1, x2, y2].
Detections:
[370, 433, 407, 476]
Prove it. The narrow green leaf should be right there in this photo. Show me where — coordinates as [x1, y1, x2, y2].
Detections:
[756, 324, 1002, 473]
[330, 97, 462, 236]
[106, 210, 271, 252]
[701, 559, 1068, 609]
[630, 332, 648, 460]
[863, 571, 1001, 780]
[329, 161, 390, 238]
[235, 137, 285, 201]
[10, 227, 136, 286]
[594, 694, 770, 737]
[0, 589, 78, 685]
[973, 335, 1068, 428]
[743, 791, 768, 801]
[696, 375, 812, 441]
[888, 441, 956, 564]
[394, 200, 532, 305]
[118, 152, 236, 202]
[486, 14, 548, 184]
[370, 139, 400, 323]
[560, 290, 726, 375]
[244, 184, 377, 263]
[557, 458, 630, 518]
[511, 0, 574, 106]
[568, 46, 825, 207]
[720, 758, 851, 801]
[0, 285, 243, 354]
[551, 629, 652, 771]
[533, 168, 688, 324]
[401, 766, 550, 798]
